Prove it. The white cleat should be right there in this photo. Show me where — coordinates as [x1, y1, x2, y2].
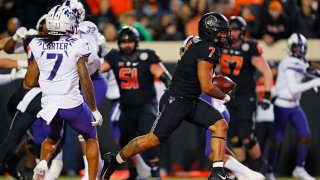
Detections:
[292, 167, 315, 180]
[33, 160, 48, 180]
[237, 170, 265, 180]
[265, 172, 276, 180]
[136, 164, 151, 180]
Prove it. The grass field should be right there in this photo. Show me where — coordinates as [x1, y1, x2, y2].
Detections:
[0, 177, 319, 180]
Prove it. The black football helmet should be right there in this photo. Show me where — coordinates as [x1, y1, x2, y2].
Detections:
[229, 16, 247, 40]
[117, 26, 140, 55]
[198, 12, 231, 48]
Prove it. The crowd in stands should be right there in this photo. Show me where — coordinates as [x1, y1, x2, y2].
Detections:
[0, 0, 320, 43]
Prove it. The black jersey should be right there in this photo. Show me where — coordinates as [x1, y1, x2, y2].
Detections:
[169, 36, 221, 99]
[104, 49, 160, 109]
[220, 40, 262, 95]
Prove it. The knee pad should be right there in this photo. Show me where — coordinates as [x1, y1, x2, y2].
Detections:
[229, 137, 242, 148]
[243, 135, 258, 149]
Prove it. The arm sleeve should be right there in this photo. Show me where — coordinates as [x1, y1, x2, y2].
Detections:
[285, 69, 315, 94]
[74, 40, 91, 60]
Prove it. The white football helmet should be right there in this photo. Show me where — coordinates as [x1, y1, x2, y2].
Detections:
[288, 33, 308, 59]
[62, 0, 85, 23]
[46, 5, 77, 36]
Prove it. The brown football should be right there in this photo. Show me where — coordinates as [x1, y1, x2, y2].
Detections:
[212, 75, 235, 93]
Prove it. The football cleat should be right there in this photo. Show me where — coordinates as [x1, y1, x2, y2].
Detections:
[208, 167, 231, 180]
[265, 172, 276, 180]
[33, 160, 48, 180]
[292, 166, 315, 180]
[100, 152, 120, 180]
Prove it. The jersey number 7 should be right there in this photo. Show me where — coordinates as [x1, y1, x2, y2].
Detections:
[119, 68, 139, 89]
[46, 53, 63, 80]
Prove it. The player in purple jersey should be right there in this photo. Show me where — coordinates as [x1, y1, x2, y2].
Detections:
[266, 33, 320, 180]
[24, 5, 103, 180]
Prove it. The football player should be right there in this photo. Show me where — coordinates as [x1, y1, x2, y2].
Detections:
[181, 35, 264, 180]
[24, 5, 102, 180]
[266, 33, 320, 180]
[100, 26, 171, 179]
[101, 12, 234, 180]
[220, 16, 273, 173]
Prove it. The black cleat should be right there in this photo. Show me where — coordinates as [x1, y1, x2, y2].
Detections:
[208, 167, 231, 180]
[150, 164, 161, 180]
[100, 152, 120, 180]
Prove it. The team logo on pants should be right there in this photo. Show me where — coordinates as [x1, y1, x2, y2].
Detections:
[168, 96, 175, 104]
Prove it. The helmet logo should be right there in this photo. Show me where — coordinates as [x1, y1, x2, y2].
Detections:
[205, 15, 217, 29]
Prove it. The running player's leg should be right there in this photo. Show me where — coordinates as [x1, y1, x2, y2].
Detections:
[138, 99, 160, 178]
[101, 91, 192, 179]
[190, 99, 228, 179]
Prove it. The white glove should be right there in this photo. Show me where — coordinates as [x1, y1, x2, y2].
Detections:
[17, 60, 28, 68]
[223, 94, 231, 103]
[26, 28, 39, 36]
[91, 110, 103, 126]
[311, 78, 320, 87]
[12, 27, 28, 41]
[10, 68, 27, 80]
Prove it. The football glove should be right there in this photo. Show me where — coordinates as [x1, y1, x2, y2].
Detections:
[91, 110, 103, 126]
[12, 27, 28, 41]
[259, 91, 271, 110]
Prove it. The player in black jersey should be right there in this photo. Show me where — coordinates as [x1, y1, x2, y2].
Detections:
[101, 26, 171, 179]
[220, 16, 273, 173]
[101, 12, 234, 180]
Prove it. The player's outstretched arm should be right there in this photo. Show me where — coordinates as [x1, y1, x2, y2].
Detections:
[198, 60, 229, 102]
[24, 59, 39, 89]
[0, 58, 28, 69]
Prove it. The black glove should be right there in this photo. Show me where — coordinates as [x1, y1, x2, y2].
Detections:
[259, 91, 271, 110]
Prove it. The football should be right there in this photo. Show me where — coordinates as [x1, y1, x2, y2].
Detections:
[212, 75, 236, 93]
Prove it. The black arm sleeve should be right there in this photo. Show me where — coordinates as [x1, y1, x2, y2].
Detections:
[159, 71, 172, 88]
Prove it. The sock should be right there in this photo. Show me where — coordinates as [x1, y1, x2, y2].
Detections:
[116, 154, 125, 164]
[46, 157, 63, 179]
[83, 155, 88, 171]
[135, 154, 150, 172]
[296, 144, 308, 167]
[212, 161, 224, 168]
[267, 147, 277, 172]
[224, 156, 250, 177]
